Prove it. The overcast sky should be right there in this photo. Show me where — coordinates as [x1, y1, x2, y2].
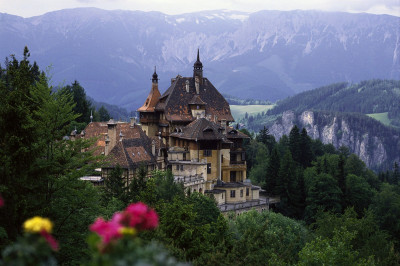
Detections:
[1, 0, 399, 17]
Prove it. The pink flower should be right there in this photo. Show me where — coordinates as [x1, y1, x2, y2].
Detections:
[123, 202, 148, 228]
[122, 202, 158, 230]
[143, 209, 159, 230]
[0, 195, 4, 207]
[40, 230, 59, 251]
[89, 217, 122, 244]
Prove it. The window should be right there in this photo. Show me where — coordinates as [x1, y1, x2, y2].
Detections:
[221, 155, 223, 163]
[207, 163, 211, 174]
[183, 153, 186, 161]
[176, 165, 179, 171]
[230, 190, 236, 198]
[203, 150, 212, 157]
[241, 152, 246, 161]
[230, 171, 236, 182]
[240, 189, 243, 197]
[180, 165, 184, 171]
[246, 188, 249, 196]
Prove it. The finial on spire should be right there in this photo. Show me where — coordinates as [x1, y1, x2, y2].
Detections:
[90, 110, 93, 123]
[193, 48, 203, 79]
[152, 66, 158, 83]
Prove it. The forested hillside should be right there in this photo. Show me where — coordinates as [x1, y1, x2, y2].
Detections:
[1, 49, 400, 265]
[268, 80, 400, 127]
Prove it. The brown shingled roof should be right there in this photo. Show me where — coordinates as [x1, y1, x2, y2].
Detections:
[155, 76, 234, 122]
[188, 95, 206, 105]
[137, 84, 161, 112]
[170, 118, 225, 141]
[83, 121, 147, 156]
[226, 128, 251, 139]
[106, 138, 156, 169]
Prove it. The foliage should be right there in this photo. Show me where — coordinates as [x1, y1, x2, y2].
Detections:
[312, 208, 399, 264]
[227, 210, 310, 265]
[60, 80, 92, 124]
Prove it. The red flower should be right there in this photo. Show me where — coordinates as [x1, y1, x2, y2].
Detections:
[143, 209, 159, 230]
[40, 230, 59, 251]
[121, 202, 159, 230]
[89, 217, 122, 244]
[0, 195, 4, 207]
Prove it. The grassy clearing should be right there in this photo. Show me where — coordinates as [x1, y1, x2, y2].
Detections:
[230, 104, 275, 120]
[367, 112, 392, 126]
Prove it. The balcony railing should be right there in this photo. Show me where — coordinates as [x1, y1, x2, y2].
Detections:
[174, 174, 205, 185]
[230, 161, 246, 165]
[139, 117, 158, 123]
[219, 199, 269, 212]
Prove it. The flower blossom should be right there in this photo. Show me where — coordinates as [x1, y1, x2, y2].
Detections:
[23, 216, 53, 233]
[89, 217, 122, 244]
[40, 230, 59, 251]
[23, 216, 58, 251]
[0, 195, 4, 207]
[122, 202, 159, 230]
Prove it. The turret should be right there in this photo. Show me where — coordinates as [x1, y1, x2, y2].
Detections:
[193, 49, 203, 82]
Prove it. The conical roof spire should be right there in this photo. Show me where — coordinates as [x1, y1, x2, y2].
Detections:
[194, 48, 203, 68]
[152, 66, 158, 83]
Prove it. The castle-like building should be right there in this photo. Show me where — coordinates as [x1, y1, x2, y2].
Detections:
[137, 50, 267, 212]
[79, 50, 268, 213]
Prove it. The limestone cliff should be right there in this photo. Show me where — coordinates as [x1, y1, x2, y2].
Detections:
[270, 110, 400, 169]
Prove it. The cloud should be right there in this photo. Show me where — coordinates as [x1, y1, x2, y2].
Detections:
[0, 0, 399, 17]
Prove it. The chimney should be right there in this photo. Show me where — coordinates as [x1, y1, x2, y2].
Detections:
[105, 134, 110, 155]
[107, 119, 117, 153]
[119, 130, 124, 142]
[196, 113, 200, 119]
[130, 117, 136, 127]
[221, 119, 227, 134]
[195, 77, 200, 94]
[185, 80, 190, 93]
[152, 140, 156, 156]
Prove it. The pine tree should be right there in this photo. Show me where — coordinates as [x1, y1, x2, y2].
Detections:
[265, 146, 280, 195]
[105, 164, 128, 203]
[299, 128, 313, 167]
[98, 105, 111, 121]
[289, 125, 301, 164]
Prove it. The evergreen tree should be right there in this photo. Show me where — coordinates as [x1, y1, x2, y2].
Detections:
[299, 128, 313, 167]
[393, 162, 400, 184]
[337, 154, 346, 195]
[265, 146, 280, 195]
[61, 80, 92, 124]
[129, 163, 148, 202]
[289, 125, 301, 164]
[105, 164, 128, 203]
[256, 126, 275, 153]
[97, 105, 111, 122]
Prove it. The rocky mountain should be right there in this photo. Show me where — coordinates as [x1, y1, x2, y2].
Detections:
[0, 8, 399, 110]
[269, 110, 400, 170]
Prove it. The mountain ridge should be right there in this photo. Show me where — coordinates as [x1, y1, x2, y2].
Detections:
[1, 8, 398, 109]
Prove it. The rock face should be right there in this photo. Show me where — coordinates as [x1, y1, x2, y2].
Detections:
[269, 110, 399, 168]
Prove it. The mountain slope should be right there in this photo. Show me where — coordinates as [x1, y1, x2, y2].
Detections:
[0, 8, 399, 109]
[268, 80, 400, 128]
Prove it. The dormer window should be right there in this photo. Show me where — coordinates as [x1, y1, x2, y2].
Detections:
[197, 105, 199, 109]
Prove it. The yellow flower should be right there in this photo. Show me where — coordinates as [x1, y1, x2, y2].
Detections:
[119, 227, 137, 236]
[23, 216, 53, 233]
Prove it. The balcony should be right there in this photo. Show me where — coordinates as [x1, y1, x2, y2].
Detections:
[139, 117, 158, 123]
[174, 174, 205, 187]
[230, 161, 246, 165]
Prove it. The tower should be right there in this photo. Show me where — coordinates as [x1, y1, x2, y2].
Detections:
[193, 48, 203, 81]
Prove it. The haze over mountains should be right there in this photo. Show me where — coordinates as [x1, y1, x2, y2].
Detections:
[0, 8, 399, 109]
